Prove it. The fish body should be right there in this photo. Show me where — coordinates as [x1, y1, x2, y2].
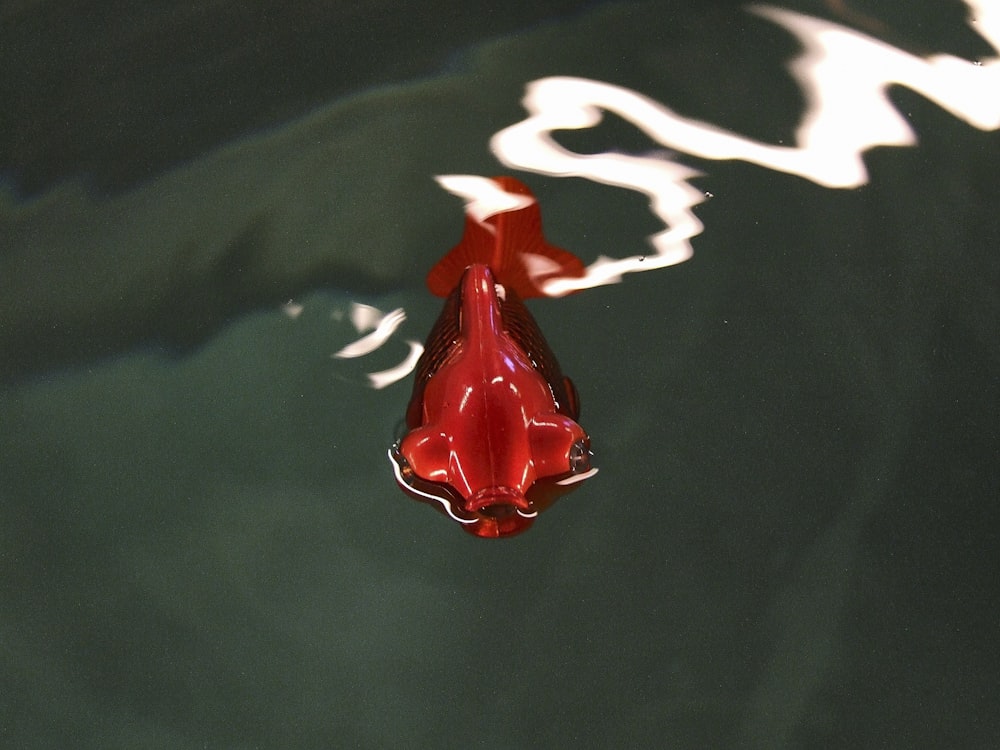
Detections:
[389, 177, 595, 537]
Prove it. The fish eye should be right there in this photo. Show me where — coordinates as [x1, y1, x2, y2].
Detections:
[568, 438, 591, 473]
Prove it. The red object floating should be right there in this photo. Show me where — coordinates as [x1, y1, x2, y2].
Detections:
[389, 176, 596, 537]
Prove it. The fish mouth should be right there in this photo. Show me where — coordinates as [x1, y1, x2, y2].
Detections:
[462, 487, 537, 538]
[467, 486, 534, 515]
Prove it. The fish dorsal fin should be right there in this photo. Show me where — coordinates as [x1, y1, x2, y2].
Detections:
[427, 176, 585, 299]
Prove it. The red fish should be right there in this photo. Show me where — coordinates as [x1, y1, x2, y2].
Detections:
[389, 176, 597, 538]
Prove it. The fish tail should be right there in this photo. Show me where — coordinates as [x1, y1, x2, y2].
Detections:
[427, 176, 585, 299]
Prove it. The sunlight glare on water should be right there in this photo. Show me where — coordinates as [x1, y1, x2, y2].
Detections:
[488, 0, 1000, 293]
[308, 0, 1000, 388]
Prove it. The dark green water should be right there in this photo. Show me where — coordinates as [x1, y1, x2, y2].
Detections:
[2, 1, 998, 747]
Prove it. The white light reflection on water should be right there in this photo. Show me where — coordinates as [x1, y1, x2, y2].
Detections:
[333, 304, 408, 359]
[489, 0, 1000, 294]
[335, 0, 1000, 384]
[315, 301, 423, 389]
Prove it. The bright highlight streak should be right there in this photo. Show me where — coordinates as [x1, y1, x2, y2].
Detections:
[333, 306, 407, 359]
[488, 0, 1000, 294]
[752, 2, 1000, 165]
[971, 0, 1000, 54]
[367, 340, 425, 390]
[556, 467, 599, 486]
[348, 302, 388, 334]
[435, 174, 535, 225]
